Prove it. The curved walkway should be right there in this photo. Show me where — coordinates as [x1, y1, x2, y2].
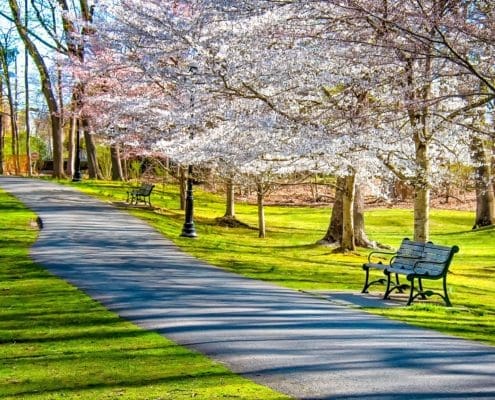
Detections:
[2, 176, 495, 400]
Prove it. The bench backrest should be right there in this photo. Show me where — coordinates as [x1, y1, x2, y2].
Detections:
[414, 243, 459, 277]
[141, 184, 154, 195]
[392, 238, 426, 270]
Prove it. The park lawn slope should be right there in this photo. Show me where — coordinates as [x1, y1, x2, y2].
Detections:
[0, 187, 289, 400]
[69, 180, 495, 346]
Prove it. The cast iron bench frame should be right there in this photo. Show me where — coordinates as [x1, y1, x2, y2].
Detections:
[362, 238, 459, 306]
[127, 183, 155, 207]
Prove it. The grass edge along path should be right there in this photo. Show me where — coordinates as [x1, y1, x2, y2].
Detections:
[0, 187, 290, 400]
[67, 179, 495, 347]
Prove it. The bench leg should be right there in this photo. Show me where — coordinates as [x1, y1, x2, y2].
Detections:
[362, 267, 370, 293]
[443, 276, 452, 307]
[384, 270, 392, 299]
[418, 278, 427, 300]
[362, 265, 388, 294]
[406, 278, 415, 305]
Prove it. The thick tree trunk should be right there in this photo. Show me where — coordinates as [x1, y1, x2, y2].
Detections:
[110, 143, 124, 181]
[82, 119, 103, 180]
[354, 184, 376, 248]
[320, 177, 377, 249]
[320, 176, 345, 244]
[257, 182, 266, 238]
[413, 135, 430, 242]
[224, 178, 235, 218]
[471, 137, 495, 228]
[341, 174, 356, 251]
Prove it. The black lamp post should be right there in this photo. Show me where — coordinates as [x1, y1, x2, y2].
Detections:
[181, 65, 198, 238]
[72, 125, 82, 182]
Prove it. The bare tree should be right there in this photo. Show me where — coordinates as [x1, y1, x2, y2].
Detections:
[8, 0, 65, 178]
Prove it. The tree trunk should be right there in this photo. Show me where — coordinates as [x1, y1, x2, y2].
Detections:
[224, 178, 235, 218]
[257, 182, 266, 238]
[82, 119, 103, 179]
[320, 176, 345, 244]
[413, 134, 430, 242]
[354, 184, 376, 248]
[471, 136, 495, 228]
[0, 45, 19, 175]
[13, 56, 20, 174]
[341, 174, 356, 251]
[67, 111, 77, 177]
[24, 28, 32, 176]
[9, 0, 65, 178]
[320, 176, 377, 249]
[179, 166, 186, 210]
[110, 143, 124, 181]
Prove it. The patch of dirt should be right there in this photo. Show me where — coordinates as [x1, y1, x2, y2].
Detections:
[215, 216, 251, 228]
[235, 183, 476, 211]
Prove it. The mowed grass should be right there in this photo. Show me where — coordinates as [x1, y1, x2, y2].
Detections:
[71, 180, 495, 345]
[0, 188, 290, 399]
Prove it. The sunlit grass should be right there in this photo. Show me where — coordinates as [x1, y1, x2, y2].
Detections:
[68, 179, 495, 346]
[0, 187, 289, 399]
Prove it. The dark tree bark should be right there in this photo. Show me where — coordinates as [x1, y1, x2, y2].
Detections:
[179, 166, 186, 210]
[341, 174, 356, 251]
[66, 109, 76, 177]
[82, 121, 103, 179]
[256, 181, 266, 238]
[320, 176, 345, 244]
[224, 178, 235, 218]
[320, 177, 377, 249]
[354, 184, 376, 248]
[110, 143, 124, 181]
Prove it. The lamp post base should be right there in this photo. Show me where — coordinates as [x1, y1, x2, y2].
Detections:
[180, 222, 197, 238]
[72, 171, 82, 182]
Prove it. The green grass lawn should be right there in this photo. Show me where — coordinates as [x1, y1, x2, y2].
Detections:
[69, 180, 495, 345]
[2, 178, 494, 398]
[0, 188, 289, 400]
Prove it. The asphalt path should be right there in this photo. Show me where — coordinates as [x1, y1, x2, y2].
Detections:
[2, 176, 495, 400]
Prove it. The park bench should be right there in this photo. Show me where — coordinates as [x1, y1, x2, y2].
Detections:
[126, 183, 155, 207]
[362, 238, 459, 306]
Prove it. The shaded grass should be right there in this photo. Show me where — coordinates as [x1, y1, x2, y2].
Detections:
[0, 188, 290, 399]
[68, 180, 495, 346]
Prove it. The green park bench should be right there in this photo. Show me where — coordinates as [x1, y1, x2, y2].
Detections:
[126, 183, 155, 207]
[362, 238, 459, 306]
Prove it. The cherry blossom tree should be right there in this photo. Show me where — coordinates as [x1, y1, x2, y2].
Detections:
[88, 0, 492, 245]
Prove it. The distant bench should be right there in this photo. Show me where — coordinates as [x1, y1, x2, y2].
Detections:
[362, 238, 459, 306]
[126, 183, 155, 207]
